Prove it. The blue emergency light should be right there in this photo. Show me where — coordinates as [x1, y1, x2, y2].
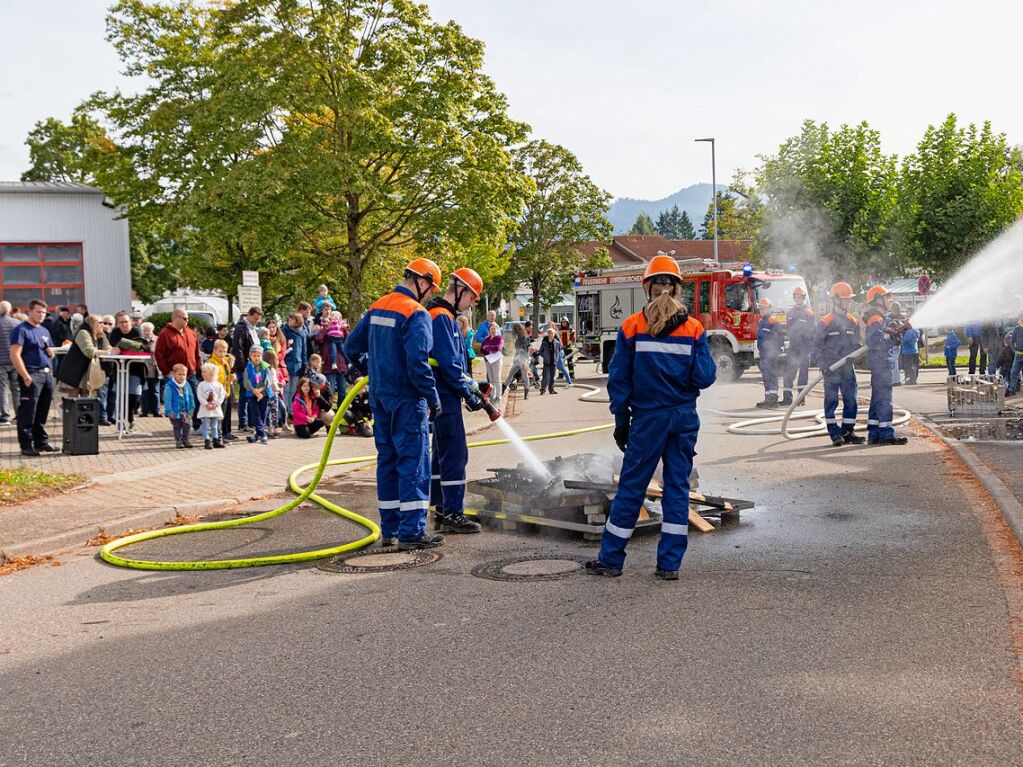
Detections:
[742, 263, 753, 277]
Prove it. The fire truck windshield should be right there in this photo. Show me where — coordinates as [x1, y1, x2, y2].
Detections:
[754, 278, 808, 309]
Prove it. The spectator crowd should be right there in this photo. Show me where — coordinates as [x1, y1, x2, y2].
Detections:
[0, 283, 585, 458]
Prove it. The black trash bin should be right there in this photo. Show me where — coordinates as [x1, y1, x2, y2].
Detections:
[62, 397, 99, 455]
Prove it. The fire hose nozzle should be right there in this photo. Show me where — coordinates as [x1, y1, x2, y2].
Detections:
[482, 401, 502, 422]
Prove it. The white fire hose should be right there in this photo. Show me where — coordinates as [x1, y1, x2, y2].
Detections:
[712, 345, 911, 440]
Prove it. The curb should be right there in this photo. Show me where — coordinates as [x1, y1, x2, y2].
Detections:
[1, 490, 277, 560]
[916, 416, 1023, 550]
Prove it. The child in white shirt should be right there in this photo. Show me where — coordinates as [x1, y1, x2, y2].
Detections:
[195, 362, 227, 449]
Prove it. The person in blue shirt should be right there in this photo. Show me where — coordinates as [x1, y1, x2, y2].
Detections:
[475, 310, 496, 351]
[863, 285, 907, 445]
[965, 322, 987, 375]
[345, 258, 443, 551]
[944, 330, 961, 377]
[426, 268, 490, 535]
[755, 297, 783, 408]
[900, 320, 921, 385]
[9, 299, 56, 457]
[782, 286, 815, 405]
[586, 255, 716, 580]
[812, 282, 865, 447]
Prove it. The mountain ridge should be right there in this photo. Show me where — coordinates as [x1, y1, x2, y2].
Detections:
[607, 182, 715, 235]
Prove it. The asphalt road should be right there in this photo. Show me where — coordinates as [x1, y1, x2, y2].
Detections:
[2, 372, 1022, 766]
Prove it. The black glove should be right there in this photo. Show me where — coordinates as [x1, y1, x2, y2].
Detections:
[613, 412, 630, 453]
[465, 392, 484, 412]
[428, 401, 441, 422]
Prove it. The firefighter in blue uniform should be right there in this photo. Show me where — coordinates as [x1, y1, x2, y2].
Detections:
[782, 285, 815, 405]
[812, 281, 866, 447]
[863, 285, 908, 446]
[755, 297, 783, 408]
[344, 258, 445, 550]
[586, 255, 717, 580]
[426, 267, 490, 535]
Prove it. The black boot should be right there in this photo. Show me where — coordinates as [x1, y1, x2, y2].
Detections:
[876, 436, 909, 446]
[843, 431, 866, 445]
[585, 559, 622, 577]
[213, 438, 225, 448]
[397, 533, 445, 551]
[780, 392, 793, 406]
[435, 513, 482, 534]
[204, 439, 213, 450]
[655, 568, 679, 581]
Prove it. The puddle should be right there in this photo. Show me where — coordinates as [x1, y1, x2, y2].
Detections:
[937, 416, 1023, 441]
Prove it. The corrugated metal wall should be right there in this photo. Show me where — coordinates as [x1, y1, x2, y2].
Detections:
[0, 192, 131, 315]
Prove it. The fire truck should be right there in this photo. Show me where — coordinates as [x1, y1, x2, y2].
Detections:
[573, 258, 810, 380]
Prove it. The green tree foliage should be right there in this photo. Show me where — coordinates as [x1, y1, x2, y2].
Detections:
[896, 114, 1023, 278]
[654, 204, 695, 239]
[700, 190, 760, 241]
[628, 211, 656, 235]
[757, 120, 898, 282]
[502, 140, 613, 328]
[28, 0, 532, 318]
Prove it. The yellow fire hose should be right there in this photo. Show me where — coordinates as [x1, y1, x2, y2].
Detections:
[100, 376, 613, 571]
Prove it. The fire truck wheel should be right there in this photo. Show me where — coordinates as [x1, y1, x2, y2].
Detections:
[712, 344, 741, 382]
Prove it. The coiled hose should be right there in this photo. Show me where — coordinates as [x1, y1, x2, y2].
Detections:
[99, 376, 612, 571]
[714, 346, 911, 439]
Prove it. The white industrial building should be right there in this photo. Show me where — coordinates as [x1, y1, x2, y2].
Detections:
[0, 181, 131, 315]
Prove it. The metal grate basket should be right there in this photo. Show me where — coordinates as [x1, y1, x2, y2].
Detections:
[946, 374, 1004, 417]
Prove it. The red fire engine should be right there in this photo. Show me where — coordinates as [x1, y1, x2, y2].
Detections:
[573, 258, 809, 380]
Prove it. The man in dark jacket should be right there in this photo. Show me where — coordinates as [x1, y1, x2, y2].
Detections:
[231, 307, 262, 429]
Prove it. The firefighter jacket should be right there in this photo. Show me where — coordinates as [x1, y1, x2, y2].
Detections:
[344, 285, 439, 412]
[864, 312, 900, 370]
[813, 311, 862, 371]
[785, 306, 816, 349]
[607, 310, 717, 415]
[756, 315, 784, 359]
[427, 298, 476, 402]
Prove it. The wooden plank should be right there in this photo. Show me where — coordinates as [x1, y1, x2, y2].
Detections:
[688, 508, 715, 533]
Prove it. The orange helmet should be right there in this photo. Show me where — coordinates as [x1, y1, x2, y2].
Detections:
[792, 285, 806, 297]
[451, 267, 484, 297]
[865, 284, 890, 304]
[758, 297, 772, 309]
[829, 281, 854, 299]
[644, 254, 681, 282]
[405, 258, 442, 292]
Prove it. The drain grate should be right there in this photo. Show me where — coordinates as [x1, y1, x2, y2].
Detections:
[471, 554, 590, 582]
[318, 548, 443, 574]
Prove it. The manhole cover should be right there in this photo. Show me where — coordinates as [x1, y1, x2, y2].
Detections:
[317, 548, 442, 574]
[472, 555, 589, 582]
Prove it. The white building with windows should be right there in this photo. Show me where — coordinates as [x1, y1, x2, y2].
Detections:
[0, 181, 131, 314]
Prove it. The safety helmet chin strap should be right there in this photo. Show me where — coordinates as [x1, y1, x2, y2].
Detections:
[407, 271, 434, 302]
[451, 279, 470, 311]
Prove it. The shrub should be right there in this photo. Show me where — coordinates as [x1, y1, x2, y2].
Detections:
[145, 312, 213, 332]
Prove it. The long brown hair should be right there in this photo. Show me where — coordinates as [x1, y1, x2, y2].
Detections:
[644, 282, 684, 336]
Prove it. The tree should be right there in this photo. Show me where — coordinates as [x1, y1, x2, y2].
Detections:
[699, 191, 759, 241]
[677, 209, 696, 239]
[43, 0, 531, 319]
[629, 212, 656, 235]
[655, 204, 693, 239]
[895, 114, 1023, 278]
[503, 140, 613, 328]
[757, 120, 898, 283]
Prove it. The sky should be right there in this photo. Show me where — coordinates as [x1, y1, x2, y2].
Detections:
[2, 0, 1022, 201]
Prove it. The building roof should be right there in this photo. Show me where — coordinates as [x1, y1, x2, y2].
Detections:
[573, 236, 752, 267]
[0, 181, 104, 195]
[882, 278, 928, 295]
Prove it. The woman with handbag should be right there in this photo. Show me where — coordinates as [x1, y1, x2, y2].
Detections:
[56, 315, 111, 397]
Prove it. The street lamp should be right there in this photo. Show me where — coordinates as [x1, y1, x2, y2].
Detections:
[695, 137, 718, 263]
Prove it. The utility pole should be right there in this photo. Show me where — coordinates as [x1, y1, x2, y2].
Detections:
[695, 137, 718, 263]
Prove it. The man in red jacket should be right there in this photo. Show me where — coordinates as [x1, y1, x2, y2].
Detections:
[155, 308, 202, 429]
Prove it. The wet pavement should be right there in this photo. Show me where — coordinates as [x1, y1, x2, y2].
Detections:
[2, 366, 1022, 766]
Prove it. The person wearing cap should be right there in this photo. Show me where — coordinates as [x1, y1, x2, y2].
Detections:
[864, 285, 908, 445]
[754, 297, 783, 409]
[130, 311, 144, 328]
[345, 258, 444, 550]
[426, 268, 490, 535]
[782, 286, 815, 405]
[586, 255, 716, 580]
[812, 282, 865, 447]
